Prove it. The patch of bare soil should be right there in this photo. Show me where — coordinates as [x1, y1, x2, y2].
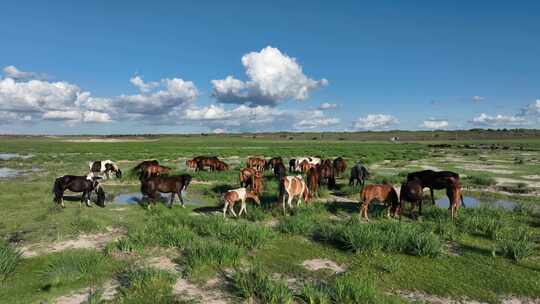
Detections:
[457, 164, 515, 175]
[523, 175, 540, 180]
[396, 290, 487, 304]
[19, 227, 126, 258]
[445, 242, 462, 256]
[146, 256, 231, 303]
[496, 177, 540, 188]
[54, 279, 119, 304]
[501, 297, 540, 304]
[302, 259, 345, 274]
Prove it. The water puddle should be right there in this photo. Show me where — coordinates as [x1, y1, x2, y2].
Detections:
[0, 153, 33, 160]
[0, 168, 22, 178]
[435, 196, 516, 210]
[112, 192, 206, 206]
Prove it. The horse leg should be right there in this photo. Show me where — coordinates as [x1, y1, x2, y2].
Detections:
[178, 190, 185, 208]
[230, 202, 237, 217]
[239, 199, 246, 216]
[418, 200, 423, 216]
[282, 193, 287, 215]
[223, 200, 229, 218]
[430, 188, 435, 205]
[169, 193, 175, 208]
[287, 195, 294, 210]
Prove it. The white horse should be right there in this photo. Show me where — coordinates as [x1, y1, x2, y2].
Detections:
[88, 160, 122, 179]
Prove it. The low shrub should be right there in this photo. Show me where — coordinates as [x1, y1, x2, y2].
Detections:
[117, 267, 177, 303]
[232, 266, 294, 304]
[497, 227, 535, 262]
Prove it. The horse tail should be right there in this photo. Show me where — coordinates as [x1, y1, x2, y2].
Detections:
[52, 177, 63, 202]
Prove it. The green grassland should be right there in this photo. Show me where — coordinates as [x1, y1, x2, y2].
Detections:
[0, 133, 539, 303]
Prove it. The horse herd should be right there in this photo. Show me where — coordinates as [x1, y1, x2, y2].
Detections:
[51, 156, 464, 220]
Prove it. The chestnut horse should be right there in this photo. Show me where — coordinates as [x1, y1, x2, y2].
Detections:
[222, 188, 261, 217]
[239, 168, 263, 194]
[186, 159, 198, 170]
[279, 175, 310, 214]
[132, 160, 159, 176]
[317, 161, 336, 189]
[359, 184, 399, 220]
[266, 157, 283, 170]
[332, 157, 347, 177]
[140, 174, 192, 208]
[141, 164, 172, 180]
[306, 167, 319, 198]
[247, 157, 267, 171]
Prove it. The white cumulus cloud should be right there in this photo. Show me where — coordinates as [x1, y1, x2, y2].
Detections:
[352, 114, 398, 130]
[129, 75, 160, 92]
[318, 102, 338, 110]
[294, 110, 340, 129]
[472, 96, 484, 102]
[422, 119, 449, 129]
[470, 113, 528, 126]
[211, 46, 327, 106]
[2, 65, 45, 80]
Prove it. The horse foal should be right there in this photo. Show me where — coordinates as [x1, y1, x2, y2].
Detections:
[222, 188, 261, 217]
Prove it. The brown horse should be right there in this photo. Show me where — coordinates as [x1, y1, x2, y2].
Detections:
[247, 157, 267, 171]
[193, 156, 220, 171]
[299, 160, 314, 172]
[332, 157, 347, 177]
[317, 161, 336, 189]
[306, 167, 319, 198]
[359, 184, 399, 220]
[407, 170, 460, 205]
[186, 159, 198, 170]
[447, 183, 463, 220]
[141, 164, 172, 180]
[273, 162, 287, 180]
[239, 167, 263, 194]
[140, 174, 192, 208]
[222, 188, 261, 217]
[279, 175, 310, 214]
[132, 160, 159, 176]
[399, 178, 424, 219]
[213, 160, 229, 171]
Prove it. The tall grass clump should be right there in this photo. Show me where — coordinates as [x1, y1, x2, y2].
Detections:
[232, 266, 294, 304]
[39, 249, 108, 288]
[298, 283, 331, 304]
[117, 267, 177, 303]
[465, 174, 496, 186]
[0, 242, 21, 282]
[458, 206, 505, 239]
[71, 216, 102, 234]
[497, 226, 535, 262]
[182, 239, 242, 279]
[278, 203, 329, 236]
[332, 273, 378, 303]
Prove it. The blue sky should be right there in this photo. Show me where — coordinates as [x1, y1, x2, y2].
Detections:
[1, 0, 539, 134]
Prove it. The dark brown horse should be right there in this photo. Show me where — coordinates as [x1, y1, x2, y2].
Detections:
[399, 178, 424, 219]
[317, 162, 336, 189]
[140, 174, 192, 208]
[349, 162, 369, 188]
[266, 157, 283, 170]
[141, 164, 172, 180]
[306, 167, 319, 198]
[288, 159, 296, 172]
[406, 170, 460, 205]
[332, 157, 347, 177]
[240, 167, 257, 188]
[53, 174, 105, 208]
[273, 162, 287, 180]
[194, 156, 224, 171]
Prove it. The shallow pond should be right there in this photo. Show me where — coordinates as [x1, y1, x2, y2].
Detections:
[0, 168, 22, 178]
[0, 153, 33, 160]
[112, 192, 206, 206]
[435, 196, 516, 210]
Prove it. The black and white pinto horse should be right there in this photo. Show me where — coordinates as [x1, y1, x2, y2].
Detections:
[89, 160, 122, 179]
[53, 173, 106, 208]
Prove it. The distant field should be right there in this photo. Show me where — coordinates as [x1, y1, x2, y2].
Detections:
[0, 134, 539, 303]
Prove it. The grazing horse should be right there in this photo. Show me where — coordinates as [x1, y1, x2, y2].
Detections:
[332, 157, 347, 177]
[132, 160, 159, 176]
[222, 188, 261, 217]
[239, 167, 263, 194]
[317, 162, 336, 189]
[349, 163, 369, 188]
[186, 159, 198, 170]
[140, 174, 192, 208]
[213, 160, 229, 171]
[306, 167, 319, 198]
[141, 164, 172, 180]
[279, 176, 310, 214]
[247, 157, 267, 171]
[359, 184, 399, 220]
[406, 170, 460, 205]
[194, 156, 223, 171]
[447, 183, 463, 220]
[273, 162, 287, 180]
[299, 160, 314, 173]
[53, 173, 105, 208]
[288, 159, 296, 172]
[295, 157, 321, 170]
[266, 157, 283, 170]
[89, 160, 122, 179]
[399, 178, 424, 219]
